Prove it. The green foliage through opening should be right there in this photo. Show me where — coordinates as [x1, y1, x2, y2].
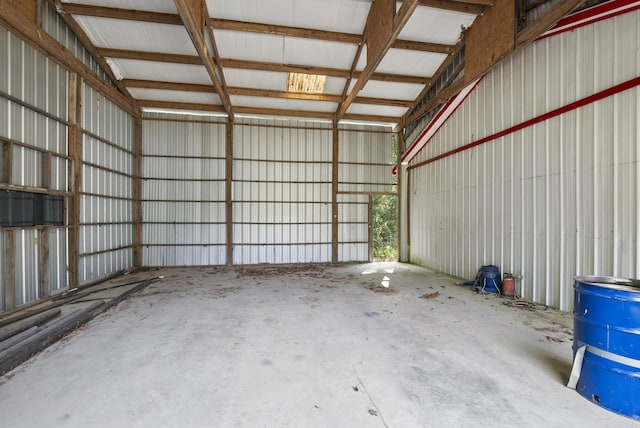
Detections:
[372, 194, 398, 261]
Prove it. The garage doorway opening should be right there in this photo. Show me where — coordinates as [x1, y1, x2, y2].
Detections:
[372, 194, 398, 261]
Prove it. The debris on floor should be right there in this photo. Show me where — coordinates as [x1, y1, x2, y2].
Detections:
[420, 291, 440, 299]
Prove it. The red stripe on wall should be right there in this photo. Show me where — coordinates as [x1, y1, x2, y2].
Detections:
[407, 76, 640, 171]
[539, 0, 640, 40]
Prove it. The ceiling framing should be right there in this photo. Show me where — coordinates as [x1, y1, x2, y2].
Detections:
[30, 0, 585, 131]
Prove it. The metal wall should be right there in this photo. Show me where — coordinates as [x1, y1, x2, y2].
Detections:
[405, 9, 640, 310]
[142, 112, 227, 266]
[338, 125, 395, 261]
[40, 0, 114, 87]
[233, 118, 333, 264]
[0, 26, 70, 311]
[80, 84, 134, 283]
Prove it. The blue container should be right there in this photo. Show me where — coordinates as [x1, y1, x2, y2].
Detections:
[573, 276, 640, 420]
[476, 265, 501, 294]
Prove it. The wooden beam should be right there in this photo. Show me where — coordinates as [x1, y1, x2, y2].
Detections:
[0, 2, 135, 114]
[173, 0, 233, 118]
[38, 228, 50, 299]
[97, 48, 202, 65]
[61, 3, 182, 25]
[137, 99, 227, 113]
[123, 79, 413, 107]
[516, 0, 584, 48]
[67, 73, 82, 290]
[133, 114, 143, 268]
[416, 0, 486, 14]
[337, 0, 420, 119]
[1, 142, 13, 183]
[49, 0, 133, 101]
[3, 230, 16, 311]
[99, 48, 430, 84]
[60, 4, 454, 53]
[225, 120, 233, 266]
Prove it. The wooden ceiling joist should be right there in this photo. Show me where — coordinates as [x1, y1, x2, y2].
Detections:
[97, 48, 431, 85]
[173, 0, 233, 118]
[416, 1, 487, 14]
[60, 3, 454, 54]
[123, 79, 413, 107]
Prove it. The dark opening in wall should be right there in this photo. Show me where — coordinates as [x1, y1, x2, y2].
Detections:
[0, 190, 64, 227]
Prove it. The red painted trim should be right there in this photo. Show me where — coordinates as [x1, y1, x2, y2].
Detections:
[539, 0, 640, 40]
[407, 76, 640, 171]
[399, 0, 639, 174]
[399, 78, 483, 170]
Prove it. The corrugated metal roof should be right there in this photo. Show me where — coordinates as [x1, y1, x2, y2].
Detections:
[57, 0, 490, 125]
[129, 88, 222, 104]
[74, 17, 196, 55]
[206, 0, 370, 34]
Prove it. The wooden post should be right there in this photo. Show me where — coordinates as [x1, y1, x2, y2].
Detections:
[368, 194, 373, 263]
[331, 123, 339, 263]
[3, 230, 16, 312]
[225, 118, 233, 266]
[68, 73, 82, 289]
[38, 227, 50, 299]
[2, 142, 13, 183]
[133, 114, 143, 268]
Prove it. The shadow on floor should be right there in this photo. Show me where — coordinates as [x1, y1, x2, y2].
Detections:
[523, 345, 574, 385]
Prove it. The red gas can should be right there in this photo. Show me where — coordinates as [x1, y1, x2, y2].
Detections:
[502, 273, 516, 297]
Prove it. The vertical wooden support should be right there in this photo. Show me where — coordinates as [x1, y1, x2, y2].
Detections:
[68, 73, 82, 289]
[4, 230, 16, 311]
[42, 151, 52, 189]
[331, 124, 339, 263]
[368, 194, 373, 263]
[396, 131, 404, 261]
[38, 227, 50, 299]
[406, 170, 411, 261]
[133, 114, 143, 268]
[2, 141, 13, 183]
[225, 118, 234, 266]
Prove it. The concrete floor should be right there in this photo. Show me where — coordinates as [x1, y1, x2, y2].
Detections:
[0, 262, 635, 427]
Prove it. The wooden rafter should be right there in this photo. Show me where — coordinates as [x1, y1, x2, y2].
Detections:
[337, 0, 420, 120]
[173, 0, 233, 118]
[97, 48, 430, 85]
[61, 3, 454, 54]
[122, 79, 413, 107]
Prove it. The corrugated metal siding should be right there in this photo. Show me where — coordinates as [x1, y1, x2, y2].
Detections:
[233, 118, 332, 264]
[338, 126, 395, 194]
[1, 26, 71, 311]
[338, 125, 394, 262]
[142, 112, 227, 266]
[40, 0, 114, 87]
[405, 10, 640, 311]
[338, 193, 369, 262]
[80, 84, 134, 283]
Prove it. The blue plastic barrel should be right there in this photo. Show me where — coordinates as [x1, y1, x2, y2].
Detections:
[476, 265, 501, 294]
[573, 276, 640, 420]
